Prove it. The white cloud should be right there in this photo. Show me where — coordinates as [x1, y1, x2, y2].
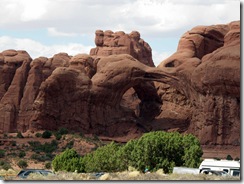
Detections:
[0, 0, 240, 64]
[0, 0, 240, 36]
[0, 36, 92, 59]
[47, 27, 77, 37]
[116, 0, 240, 37]
[0, 0, 49, 25]
[20, 0, 49, 21]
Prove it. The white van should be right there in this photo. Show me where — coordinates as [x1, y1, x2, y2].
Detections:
[199, 159, 240, 176]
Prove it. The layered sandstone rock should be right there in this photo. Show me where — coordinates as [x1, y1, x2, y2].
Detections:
[29, 54, 175, 137]
[90, 30, 154, 66]
[0, 30, 163, 137]
[0, 50, 32, 132]
[90, 30, 158, 123]
[17, 53, 71, 132]
[157, 21, 240, 146]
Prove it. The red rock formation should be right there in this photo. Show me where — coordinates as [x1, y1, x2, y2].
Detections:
[90, 30, 159, 122]
[17, 53, 71, 132]
[0, 30, 163, 137]
[29, 54, 176, 137]
[90, 30, 154, 66]
[157, 21, 240, 146]
[0, 22, 240, 151]
[0, 50, 32, 132]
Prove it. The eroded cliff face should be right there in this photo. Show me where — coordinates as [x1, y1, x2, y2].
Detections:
[0, 52, 71, 133]
[17, 53, 71, 132]
[157, 21, 240, 146]
[0, 50, 32, 132]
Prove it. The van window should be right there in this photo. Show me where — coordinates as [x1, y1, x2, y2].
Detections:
[202, 168, 210, 170]
[232, 170, 240, 176]
[223, 169, 229, 173]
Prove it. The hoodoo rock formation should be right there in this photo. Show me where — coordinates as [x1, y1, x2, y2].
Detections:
[0, 21, 240, 153]
[90, 30, 154, 67]
[157, 21, 240, 146]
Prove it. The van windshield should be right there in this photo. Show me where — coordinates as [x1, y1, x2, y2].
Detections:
[231, 170, 240, 176]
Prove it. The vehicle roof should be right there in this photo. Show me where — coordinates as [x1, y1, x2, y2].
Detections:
[200, 159, 240, 168]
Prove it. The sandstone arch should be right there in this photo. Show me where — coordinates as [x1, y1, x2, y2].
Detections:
[29, 54, 177, 137]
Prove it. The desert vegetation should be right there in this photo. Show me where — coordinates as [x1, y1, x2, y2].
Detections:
[52, 131, 203, 174]
[0, 130, 240, 181]
[0, 127, 101, 171]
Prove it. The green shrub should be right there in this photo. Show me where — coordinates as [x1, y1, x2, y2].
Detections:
[31, 153, 53, 162]
[58, 127, 68, 135]
[17, 160, 28, 169]
[52, 148, 83, 172]
[65, 141, 74, 149]
[83, 142, 122, 173]
[8, 152, 17, 157]
[0, 160, 11, 170]
[17, 132, 24, 138]
[31, 154, 45, 161]
[28, 141, 42, 152]
[54, 133, 62, 140]
[35, 132, 42, 138]
[119, 131, 202, 173]
[181, 134, 203, 168]
[42, 130, 52, 139]
[18, 151, 26, 158]
[42, 140, 58, 153]
[0, 160, 5, 166]
[52, 131, 203, 174]
[11, 141, 17, 146]
[45, 162, 52, 169]
[2, 163, 11, 170]
[46, 153, 55, 159]
[234, 157, 240, 161]
[28, 140, 58, 153]
[0, 150, 5, 158]
[226, 155, 233, 160]
[93, 135, 99, 141]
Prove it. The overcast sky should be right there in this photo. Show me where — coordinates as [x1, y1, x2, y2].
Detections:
[0, 0, 240, 66]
